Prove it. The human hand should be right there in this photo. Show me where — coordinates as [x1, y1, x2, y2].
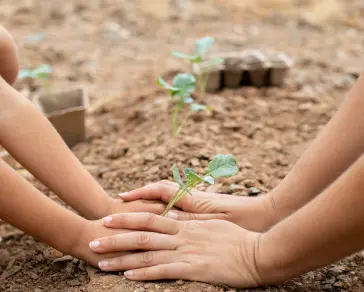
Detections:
[102, 197, 166, 219]
[89, 213, 264, 288]
[119, 180, 275, 232]
[0, 26, 19, 85]
[71, 219, 133, 267]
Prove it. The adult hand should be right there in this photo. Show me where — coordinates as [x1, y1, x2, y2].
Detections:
[89, 213, 264, 288]
[119, 180, 275, 232]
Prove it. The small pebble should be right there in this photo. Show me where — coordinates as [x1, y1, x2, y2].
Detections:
[247, 187, 261, 196]
[176, 279, 184, 285]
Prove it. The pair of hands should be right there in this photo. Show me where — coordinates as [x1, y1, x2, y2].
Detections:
[75, 181, 275, 288]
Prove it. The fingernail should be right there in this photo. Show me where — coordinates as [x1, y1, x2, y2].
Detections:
[166, 211, 178, 220]
[103, 216, 112, 224]
[124, 270, 134, 277]
[99, 260, 109, 269]
[89, 240, 100, 249]
[119, 192, 128, 198]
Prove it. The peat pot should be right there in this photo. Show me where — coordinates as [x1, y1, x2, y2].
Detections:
[35, 86, 89, 147]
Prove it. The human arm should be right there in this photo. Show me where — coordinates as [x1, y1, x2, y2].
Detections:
[119, 73, 364, 230]
[0, 157, 132, 266]
[89, 153, 364, 287]
[0, 77, 164, 219]
[266, 72, 364, 224]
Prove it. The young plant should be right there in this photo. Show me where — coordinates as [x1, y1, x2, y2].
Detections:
[172, 36, 223, 98]
[161, 154, 239, 216]
[18, 64, 53, 96]
[158, 73, 209, 138]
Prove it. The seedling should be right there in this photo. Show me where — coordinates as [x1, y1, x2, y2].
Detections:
[172, 36, 223, 98]
[18, 64, 53, 97]
[161, 154, 239, 216]
[158, 73, 209, 137]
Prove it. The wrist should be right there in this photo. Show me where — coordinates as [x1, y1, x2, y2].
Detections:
[255, 229, 298, 285]
[67, 217, 91, 261]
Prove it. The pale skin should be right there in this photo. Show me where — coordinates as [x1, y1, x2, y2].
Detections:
[0, 26, 166, 266]
[89, 71, 364, 285]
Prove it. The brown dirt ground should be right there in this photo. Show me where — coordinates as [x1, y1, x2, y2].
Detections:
[2, 0, 364, 291]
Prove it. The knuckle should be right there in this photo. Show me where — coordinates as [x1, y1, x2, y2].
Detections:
[106, 235, 117, 247]
[145, 213, 157, 228]
[158, 265, 168, 278]
[136, 232, 151, 246]
[142, 251, 154, 264]
[188, 212, 197, 221]
[159, 180, 170, 186]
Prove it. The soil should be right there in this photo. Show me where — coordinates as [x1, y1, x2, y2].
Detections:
[2, 0, 364, 291]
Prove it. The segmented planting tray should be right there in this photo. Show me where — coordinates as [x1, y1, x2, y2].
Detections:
[202, 50, 294, 92]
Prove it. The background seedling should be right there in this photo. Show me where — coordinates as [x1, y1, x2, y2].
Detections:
[158, 73, 209, 138]
[18, 64, 53, 97]
[172, 36, 223, 98]
[161, 154, 239, 216]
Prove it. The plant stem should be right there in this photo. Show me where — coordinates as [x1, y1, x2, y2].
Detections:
[161, 187, 183, 216]
[161, 185, 195, 216]
[172, 106, 179, 138]
[175, 111, 192, 137]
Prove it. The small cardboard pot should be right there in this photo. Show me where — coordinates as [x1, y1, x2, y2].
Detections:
[248, 67, 269, 87]
[35, 86, 89, 147]
[241, 50, 269, 87]
[222, 54, 244, 88]
[194, 63, 223, 93]
[223, 70, 243, 88]
[205, 69, 222, 92]
[268, 54, 293, 86]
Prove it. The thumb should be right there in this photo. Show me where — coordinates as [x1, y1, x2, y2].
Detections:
[165, 210, 228, 221]
[119, 181, 195, 211]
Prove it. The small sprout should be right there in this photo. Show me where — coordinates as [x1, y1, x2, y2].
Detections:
[18, 64, 52, 81]
[161, 154, 238, 216]
[157, 73, 209, 137]
[18, 64, 53, 99]
[172, 36, 223, 98]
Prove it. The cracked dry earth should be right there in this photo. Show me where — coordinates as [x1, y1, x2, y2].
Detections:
[2, 0, 364, 291]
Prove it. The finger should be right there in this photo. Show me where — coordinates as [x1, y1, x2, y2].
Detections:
[127, 200, 166, 215]
[124, 263, 192, 281]
[90, 231, 177, 253]
[98, 250, 177, 271]
[119, 181, 178, 202]
[119, 181, 195, 210]
[166, 210, 228, 221]
[103, 212, 180, 235]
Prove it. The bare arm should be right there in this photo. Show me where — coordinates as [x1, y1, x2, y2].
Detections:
[0, 158, 85, 254]
[267, 73, 364, 224]
[258, 153, 364, 284]
[0, 76, 113, 219]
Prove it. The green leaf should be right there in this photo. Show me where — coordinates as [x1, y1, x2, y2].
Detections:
[172, 52, 202, 63]
[172, 73, 196, 97]
[32, 64, 52, 79]
[203, 175, 215, 185]
[184, 168, 202, 187]
[18, 69, 32, 79]
[208, 57, 224, 68]
[172, 165, 193, 195]
[206, 154, 239, 178]
[157, 77, 179, 91]
[183, 97, 194, 104]
[195, 36, 214, 56]
[172, 164, 185, 187]
[190, 103, 207, 112]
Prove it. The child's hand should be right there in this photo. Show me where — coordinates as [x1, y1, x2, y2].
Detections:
[105, 197, 166, 218]
[0, 26, 19, 85]
[71, 219, 134, 267]
[119, 180, 276, 232]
